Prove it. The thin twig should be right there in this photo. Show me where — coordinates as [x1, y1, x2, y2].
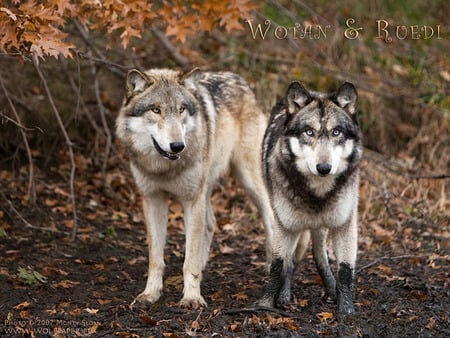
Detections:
[151, 26, 191, 70]
[0, 74, 35, 200]
[357, 254, 432, 273]
[222, 305, 295, 317]
[0, 112, 36, 132]
[73, 20, 126, 77]
[1, 192, 67, 234]
[32, 55, 78, 240]
[88, 52, 112, 176]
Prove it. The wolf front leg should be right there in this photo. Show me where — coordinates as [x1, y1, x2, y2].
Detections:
[257, 227, 299, 308]
[180, 194, 210, 308]
[132, 195, 168, 306]
[331, 213, 358, 314]
[311, 228, 336, 297]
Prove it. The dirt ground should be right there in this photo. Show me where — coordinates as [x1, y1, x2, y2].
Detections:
[0, 150, 449, 338]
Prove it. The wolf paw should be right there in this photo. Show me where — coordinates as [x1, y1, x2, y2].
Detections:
[337, 294, 355, 315]
[276, 288, 291, 307]
[338, 302, 355, 315]
[254, 294, 274, 308]
[130, 291, 161, 309]
[179, 295, 207, 309]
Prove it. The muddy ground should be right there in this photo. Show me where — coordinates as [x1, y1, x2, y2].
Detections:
[0, 152, 449, 338]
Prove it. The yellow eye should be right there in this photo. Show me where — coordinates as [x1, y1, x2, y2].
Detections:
[152, 107, 161, 114]
[179, 106, 185, 114]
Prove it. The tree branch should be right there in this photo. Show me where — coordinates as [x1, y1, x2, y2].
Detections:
[151, 26, 191, 70]
[0, 74, 35, 200]
[32, 55, 78, 240]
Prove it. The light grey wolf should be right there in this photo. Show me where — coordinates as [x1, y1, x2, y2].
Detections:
[256, 81, 362, 314]
[115, 68, 274, 308]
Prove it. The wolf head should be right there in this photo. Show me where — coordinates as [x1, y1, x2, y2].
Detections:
[116, 68, 199, 161]
[282, 81, 362, 177]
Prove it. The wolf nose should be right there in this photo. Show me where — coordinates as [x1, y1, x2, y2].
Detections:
[170, 142, 185, 153]
[316, 163, 332, 176]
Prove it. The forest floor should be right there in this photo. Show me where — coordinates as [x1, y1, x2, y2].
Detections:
[0, 146, 448, 338]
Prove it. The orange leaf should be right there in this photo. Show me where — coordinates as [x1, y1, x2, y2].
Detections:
[317, 312, 334, 322]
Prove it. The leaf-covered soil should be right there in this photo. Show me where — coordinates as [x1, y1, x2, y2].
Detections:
[0, 148, 448, 338]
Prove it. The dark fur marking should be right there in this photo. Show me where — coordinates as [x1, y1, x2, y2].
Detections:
[186, 100, 196, 116]
[315, 261, 337, 297]
[203, 78, 225, 101]
[262, 102, 289, 193]
[277, 260, 295, 307]
[337, 262, 355, 314]
[257, 258, 284, 308]
[276, 158, 357, 213]
[194, 93, 212, 152]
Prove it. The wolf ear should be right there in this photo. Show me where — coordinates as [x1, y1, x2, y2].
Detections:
[179, 67, 200, 84]
[334, 82, 357, 115]
[286, 81, 311, 114]
[126, 69, 152, 96]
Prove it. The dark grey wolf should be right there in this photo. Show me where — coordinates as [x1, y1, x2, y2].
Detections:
[116, 68, 274, 308]
[257, 81, 362, 314]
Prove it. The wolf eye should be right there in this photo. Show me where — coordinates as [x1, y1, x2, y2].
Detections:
[305, 129, 314, 137]
[331, 129, 341, 137]
[151, 107, 161, 114]
[179, 106, 185, 114]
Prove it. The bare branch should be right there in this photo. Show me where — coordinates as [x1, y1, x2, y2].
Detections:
[88, 52, 112, 177]
[0, 74, 35, 200]
[32, 55, 78, 240]
[151, 26, 191, 70]
[1, 192, 68, 235]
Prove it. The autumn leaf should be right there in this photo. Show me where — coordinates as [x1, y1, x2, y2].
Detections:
[85, 307, 99, 314]
[231, 292, 248, 301]
[317, 312, 334, 322]
[13, 300, 32, 310]
[53, 279, 80, 288]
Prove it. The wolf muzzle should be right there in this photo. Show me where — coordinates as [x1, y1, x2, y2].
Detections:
[152, 137, 184, 161]
[316, 163, 332, 176]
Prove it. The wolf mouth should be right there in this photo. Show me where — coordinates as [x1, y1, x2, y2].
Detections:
[152, 137, 180, 161]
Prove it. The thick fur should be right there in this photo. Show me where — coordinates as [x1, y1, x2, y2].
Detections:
[257, 81, 362, 314]
[116, 68, 274, 308]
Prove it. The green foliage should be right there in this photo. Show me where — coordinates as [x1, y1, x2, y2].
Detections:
[17, 266, 48, 286]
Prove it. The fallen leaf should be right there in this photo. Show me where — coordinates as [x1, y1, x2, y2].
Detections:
[13, 300, 32, 310]
[299, 299, 308, 307]
[53, 280, 80, 288]
[426, 317, 436, 330]
[19, 311, 30, 318]
[191, 320, 201, 330]
[163, 333, 180, 338]
[317, 312, 334, 322]
[219, 244, 235, 254]
[85, 307, 99, 314]
[140, 316, 158, 326]
[97, 298, 112, 306]
[231, 292, 248, 302]
[230, 323, 239, 332]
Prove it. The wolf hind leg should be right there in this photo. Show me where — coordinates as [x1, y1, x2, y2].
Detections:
[311, 228, 336, 297]
[231, 157, 274, 264]
[295, 230, 311, 262]
[203, 187, 215, 268]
